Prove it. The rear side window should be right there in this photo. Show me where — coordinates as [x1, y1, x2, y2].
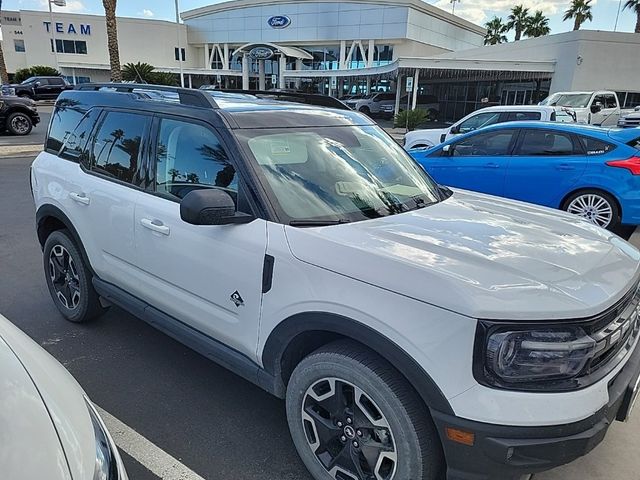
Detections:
[517, 130, 579, 156]
[90, 111, 151, 186]
[579, 136, 616, 155]
[506, 111, 542, 121]
[46, 104, 87, 153]
[59, 109, 100, 163]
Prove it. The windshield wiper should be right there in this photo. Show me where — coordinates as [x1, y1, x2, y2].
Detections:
[289, 218, 351, 227]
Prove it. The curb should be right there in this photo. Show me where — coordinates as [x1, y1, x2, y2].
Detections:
[0, 145, 43, 158]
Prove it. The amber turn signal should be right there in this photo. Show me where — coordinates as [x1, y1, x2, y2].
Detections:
[445, 427, 475, 446]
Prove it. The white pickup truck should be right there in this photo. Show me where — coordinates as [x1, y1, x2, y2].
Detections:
[539, 90, 634, 126]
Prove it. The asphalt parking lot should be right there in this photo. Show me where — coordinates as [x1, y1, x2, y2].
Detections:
[1, 152, 639, 480]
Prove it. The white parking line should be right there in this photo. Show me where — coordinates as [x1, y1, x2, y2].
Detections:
[96, 406, 206, 480]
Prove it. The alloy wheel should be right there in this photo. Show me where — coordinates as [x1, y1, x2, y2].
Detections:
[301, 377, 397, 480]
[10, 114, 30, 135]
[49, 245, 81, 309]
[566, 193, 613, 228]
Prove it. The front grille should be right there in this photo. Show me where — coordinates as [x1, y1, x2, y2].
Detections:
[619, 118, 640, 128]
[584, 287, 640, 375]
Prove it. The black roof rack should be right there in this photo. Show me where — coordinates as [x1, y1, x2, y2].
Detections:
[216, 89, 350, 110]
[75, 83, 219, 109]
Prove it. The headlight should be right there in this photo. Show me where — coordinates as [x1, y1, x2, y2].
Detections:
[475, 324, 601, 391]
[86, 400, 119, 480]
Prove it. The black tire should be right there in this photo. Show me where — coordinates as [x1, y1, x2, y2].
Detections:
[6, 112, 33, 136]
[286, 340, 444, 480]
[359, 106, 371, 115]
[561, 189, 620, 230]
[43, 229, 106, 323]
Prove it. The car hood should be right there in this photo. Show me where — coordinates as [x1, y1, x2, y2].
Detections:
[405, 128, 447, 147]
[285, 190, 640, 320]
[0, 332, 71, 480]
[0, 317, 96, 480]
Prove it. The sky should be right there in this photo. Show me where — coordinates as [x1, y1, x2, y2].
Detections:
[2, 0, 637, 39]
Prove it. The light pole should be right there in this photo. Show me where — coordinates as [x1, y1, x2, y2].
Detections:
[450, 0, 460, 15]
[175, 0, 185, 87]
[614, 0, 623, 31]
[48, 0, 66, 72]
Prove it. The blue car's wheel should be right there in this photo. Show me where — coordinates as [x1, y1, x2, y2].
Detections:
[562, 189, 620, 230]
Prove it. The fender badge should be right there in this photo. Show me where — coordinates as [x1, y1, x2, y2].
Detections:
[230, 290, 244, 307]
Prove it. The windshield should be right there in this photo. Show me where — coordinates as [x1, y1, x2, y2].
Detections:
[21, 77, 37, 85]
[236, 125, 442, 224]
[540, 93, 592, 108]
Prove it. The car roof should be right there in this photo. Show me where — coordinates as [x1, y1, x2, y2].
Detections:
[476, 105, 554, 112]
[56, 89, 375, 129]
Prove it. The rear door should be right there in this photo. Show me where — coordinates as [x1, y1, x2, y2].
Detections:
[422, 128, 517, 195]
[47, 77, 66, 97]
[504, 128, 587, 207]
[34, 78, 53, 98]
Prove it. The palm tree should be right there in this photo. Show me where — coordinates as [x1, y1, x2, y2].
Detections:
[624, 0, 640, 33]
[525, 11, 551, 37]
[0, 0, 10, 84]
[168, 168, 181, 182]
[507, 5, 530, 41]
[484, 17, 508, 45]
[106, 128, 125, 162]
[102, 0, 122, 81]
[563, 0, 593, 31]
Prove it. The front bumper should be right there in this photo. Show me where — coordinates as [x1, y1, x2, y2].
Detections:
[432, 339, 640, 480]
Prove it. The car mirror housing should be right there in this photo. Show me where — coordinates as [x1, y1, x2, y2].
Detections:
[591, 102, 603, 114]
[180, 189, 254, 226]
[450, 125, 460, 135]
[442, 144, 453, 156]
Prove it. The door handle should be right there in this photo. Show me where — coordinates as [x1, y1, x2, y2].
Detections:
[556, 164, 574, 171]
[484, 163, 500, 169]
[69, 192, 90, 205]
[140, 218, 170, 236]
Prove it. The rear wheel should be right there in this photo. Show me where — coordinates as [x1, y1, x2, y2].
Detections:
[43, 230, 106, 323]
[286, 340, 443, 480]
[562, 189, 620, 230]
[358, 106, 371, 116]
[6, 112, 33, 135]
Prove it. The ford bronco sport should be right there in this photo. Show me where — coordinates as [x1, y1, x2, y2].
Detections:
[32, 84, 640, 480]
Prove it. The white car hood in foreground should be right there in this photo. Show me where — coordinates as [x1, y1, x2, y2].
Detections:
[285, 190, 640, 320]
[0, 318, 95, 480]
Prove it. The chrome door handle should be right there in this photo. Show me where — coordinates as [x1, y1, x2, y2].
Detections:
[69, 192, 90, 205]
[140, 218, 170, 235]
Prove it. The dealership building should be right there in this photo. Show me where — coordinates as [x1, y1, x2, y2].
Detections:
[2, 0, 640, 120]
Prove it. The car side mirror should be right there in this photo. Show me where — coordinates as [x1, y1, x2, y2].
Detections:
[591, 102, 603, 114]
[180, 189, 254, 226]
[450, 125, 460, 135]
[34, 81, 42, 87]
[442, 144, 453, 156]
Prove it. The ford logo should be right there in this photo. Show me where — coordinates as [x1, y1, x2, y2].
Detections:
[249, 46, 274, 60]
[267, 15, 291, 29]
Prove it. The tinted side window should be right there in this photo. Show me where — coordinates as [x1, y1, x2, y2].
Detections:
[604, 95, 617, 109]
[453, 130, 516, 156]
[46, 104, 88, 153]
[458, 112, 502, 134]
[155, 118, 238, 201]
[59, 109, 99, 164]
[91, 111, 150, 185]
[579, 136, 616, 155]
[517, 130, 578, 156]
[49, 77, 64, 86]
[506, 111, 542, 121]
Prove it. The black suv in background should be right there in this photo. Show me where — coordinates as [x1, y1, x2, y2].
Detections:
[0, 96, 39, 135]
[11, 76, 72, 100]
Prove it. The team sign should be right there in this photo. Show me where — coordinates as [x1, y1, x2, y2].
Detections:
[43, 22, 91, 35]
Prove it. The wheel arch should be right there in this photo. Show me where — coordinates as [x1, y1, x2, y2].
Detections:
[261, 311, 454, 415]
[36, 204, 95, 274]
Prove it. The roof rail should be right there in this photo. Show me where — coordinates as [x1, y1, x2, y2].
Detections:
[217, 89, 350, 110]
[75, 83, 219, 109]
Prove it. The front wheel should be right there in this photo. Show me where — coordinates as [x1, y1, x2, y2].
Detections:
[286, 341, 443, 480]
[6, 112, 33, 135]
[562, 189, 620, 230]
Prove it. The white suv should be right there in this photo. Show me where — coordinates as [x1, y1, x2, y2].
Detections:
[32, 84, 640, 480]
[404, 105, 572, 149]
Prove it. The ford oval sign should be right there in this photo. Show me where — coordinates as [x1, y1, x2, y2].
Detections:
[249, 46, 274, 60]
[268, 15, 291, 29]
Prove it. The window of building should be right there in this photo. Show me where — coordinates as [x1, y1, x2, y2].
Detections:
[50, 39, 87, 54]
[155, 117, 237, 201]
[174, 47, 186, 61]
[517, 130, 578, 156]
[13, 39, 25, 52]
[91, 111, 150, 186]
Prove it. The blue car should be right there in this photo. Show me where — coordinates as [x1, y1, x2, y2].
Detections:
[409, 122, 640, 230]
